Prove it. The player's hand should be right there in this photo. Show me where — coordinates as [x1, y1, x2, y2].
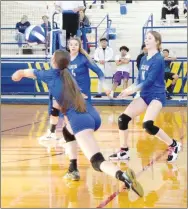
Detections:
[12, 70, 23, 82]
[117, 89, 129, 99]
[81, 93, 88, 99]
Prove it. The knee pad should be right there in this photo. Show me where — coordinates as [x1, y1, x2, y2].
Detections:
[118, 114, 132, 130]
[143, 120, 159, 135]
[51, 107, 60, 117]
[90, 152, 105, 172]
[62, 126, 76, 142]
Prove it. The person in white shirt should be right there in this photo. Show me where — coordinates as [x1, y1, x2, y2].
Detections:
[110, 46, 131, 98]
[94, 37, 114, 97]
[54, 1, 85, 40]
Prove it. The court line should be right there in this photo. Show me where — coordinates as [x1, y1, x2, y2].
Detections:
[96, 135, 185, 208]
[96, 149, 167, 208]
[1, 118, 49, 133]
[1, 152, 64, 163]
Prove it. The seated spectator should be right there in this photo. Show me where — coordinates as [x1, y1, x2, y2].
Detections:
[15, 15, 30, 54]
[161, 0, 179, 23]
[110, 46, 131, 98]
[79, 10, 91, 53]
[94, 37, 113, 98]
[183, 0, 187, 17]
[162, 49, 179, 99]
[41, 15, 51, 34]
[136, 43, 148, 70]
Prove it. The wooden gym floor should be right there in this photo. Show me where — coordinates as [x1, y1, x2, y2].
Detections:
[1, 104, 187, 208]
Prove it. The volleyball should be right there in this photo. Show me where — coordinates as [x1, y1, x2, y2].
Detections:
[25, 25, 46, 43]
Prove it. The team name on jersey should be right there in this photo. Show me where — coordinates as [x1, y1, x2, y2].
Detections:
[140, 64, 149, 71]
[69, 64, 77, 70]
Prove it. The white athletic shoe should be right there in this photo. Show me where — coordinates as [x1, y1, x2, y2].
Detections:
[167, 141, 182, 162]
[109, 149, 130, 161]
[38, 129, 58, 141]
[109, 91, 114, 99]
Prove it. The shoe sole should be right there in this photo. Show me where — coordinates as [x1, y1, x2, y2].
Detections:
[126, 168, 144, 197]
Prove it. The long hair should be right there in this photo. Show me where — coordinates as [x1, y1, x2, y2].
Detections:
[53, 50, 86, 114]
[147, 31, 162, 51]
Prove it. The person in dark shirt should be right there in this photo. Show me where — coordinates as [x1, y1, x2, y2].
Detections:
[15, 15, 30, 54]
[162, 49, 178, 94]
[161, 0, 179, 22]
[183, 0, 187, 17]
[136, 43, 148, 70]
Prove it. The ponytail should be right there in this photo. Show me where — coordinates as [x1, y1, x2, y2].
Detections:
[60, 68, 86, 114]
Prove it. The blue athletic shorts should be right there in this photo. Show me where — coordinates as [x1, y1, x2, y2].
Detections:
[67, 101, 101, 135]
[140, 93, 166, 107]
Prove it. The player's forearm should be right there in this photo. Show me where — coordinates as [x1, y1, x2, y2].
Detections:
[23, 69, 36, 79]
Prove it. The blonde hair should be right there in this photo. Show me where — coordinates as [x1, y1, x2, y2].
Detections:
[69, 37, 93, 63]
[54, 50, 86, 114]
[147, 31, 162, 51]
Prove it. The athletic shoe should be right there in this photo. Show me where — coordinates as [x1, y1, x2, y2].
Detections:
[38, 129, 58, 141]
[109, 149, 130, 161]
[124, 168, 144, 197]
[167, 141, 182, 162]
[63, 170, 80, 181]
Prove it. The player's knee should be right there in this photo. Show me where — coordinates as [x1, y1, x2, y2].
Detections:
[90, 152, 105, 172]
[62, 126, 76, 142]
[51, 107, 59, 117]
[143, 120, 159, 135]
[118, 114, 132, 130]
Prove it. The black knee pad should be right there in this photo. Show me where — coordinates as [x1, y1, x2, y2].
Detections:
[143, 120, 159, 135]
[62, 126, 76, 142]
[51, 107, 60, 117]
[118, 114, 132, 130]
[90, 152, 105, 172]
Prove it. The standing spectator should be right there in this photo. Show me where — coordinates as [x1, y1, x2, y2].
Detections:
[94, 37, 113, 97]
[55, 1, 85, 41]
[183, 0, 187, 17]
[162, 49, 179, 98]
[15, 15, 30, 54]
[136, 44, 148, 70]
[89, 0, 105, 9]
[161, 0, 179, 23]
[110, 46, 131, 98]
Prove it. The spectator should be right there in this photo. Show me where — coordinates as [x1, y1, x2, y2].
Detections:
[55, 1, 85, 41]
[41, 15, 51, 34]
[79, 10, 91, 53]
[183, 0, 187, 17]
[94, 37, 113, 97]
[89, 0, 105, 9]
[110, 46, 131, 98]
[161, 0, 179, 23]
[162, 49, 179, 99]
[136, 43, 148, 70]
[15, 15, 30, 54]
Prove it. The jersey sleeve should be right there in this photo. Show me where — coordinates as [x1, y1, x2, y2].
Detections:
[85, 59, 105, 79]
[141, 57, 164, 89]
[33, 69, 52, 84]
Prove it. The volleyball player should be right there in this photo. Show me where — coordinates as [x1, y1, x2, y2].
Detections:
[12, 49, 144, 197]
[109, 31, 182, 163]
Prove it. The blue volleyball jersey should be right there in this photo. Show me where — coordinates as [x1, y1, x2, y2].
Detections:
[137, 52, 165, 95]
[68, 53, 105, 101]
[33, 68, 64, 106]
[33, 68, 101, 133]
